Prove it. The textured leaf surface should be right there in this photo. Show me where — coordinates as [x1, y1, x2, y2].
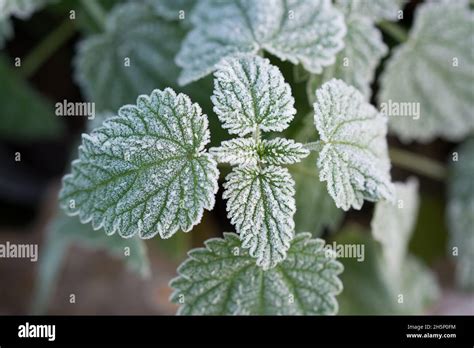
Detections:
[379, 2, 474, 142]
[307, 16, 386, 100]
[75, 2, 186, 111]
[212, 55, 296, 136]
[146, 0, 196, 21]
[32, 209, 149, 314]
[336, 0, 404, 21]
[223, 166, 295, 269]
[371, 178, 419, 285]
[447, 139, 474, 290]
[0, 55, 62, 140]
[0, 0, 48, 19]
[170, 232, 343, 315]
[313, 79, 394, 211]
[60, 88, 219, 239]
[177, 0, 346, 85]
[211, 137, 308, 167]
[337, 226, 439, 314]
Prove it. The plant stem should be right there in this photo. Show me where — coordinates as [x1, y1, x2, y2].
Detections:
[378, 20, 409, 42]
[389, 147, 447, 181]
[21, 19, 76, 78]
[80, 0, 107, 31]
[304, 141, 323, 152]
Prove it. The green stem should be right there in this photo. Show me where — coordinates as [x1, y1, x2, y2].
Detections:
[378, 20, 409, 42]
[21, 19, 76, 78]
[389, 147, 447, 181]
[304, 141, 323, 152]
[80, 0, 107, 31]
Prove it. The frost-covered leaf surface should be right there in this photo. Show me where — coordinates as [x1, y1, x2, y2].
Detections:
[211, 137, 308, 167]
[59, 88, 219, 239]
[371, 178, 419, 285]
[177, 0, 346, 85]
[146, 0, 196, 21]
[379, 2, 474, 142]
[170, 232, 343, 315]
[307, 16, 386, 100]
[75, 2, 187, 111]
[337, 226, 439, 314]
[32, 209, 149, 314]
[447, 139, 474, 290]
[0, 0, 49, 19]
[313, 79, 394, 211]
[212, 55, 296, 136]
[223, 166, 295, 269]
[0, 56, 62, 140]
[336, 0, 404, 21]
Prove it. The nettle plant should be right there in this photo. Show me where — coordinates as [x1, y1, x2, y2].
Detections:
[6, 0, 469, 314]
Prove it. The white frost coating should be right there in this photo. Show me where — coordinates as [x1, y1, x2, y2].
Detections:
[0, 0, 48, 19]
[210, 137, 309, 166]
[307, 16, 387, 101]
[447, 139, 474, 290]
[210, 138, 259, 167]
[145, 0, 196, 21]
[259, 138, 309, 165]
[379, 2, 474, 143]
[223, 166, 295, 269]
[59, 88, 219, 240]
[75, 2, 185, 111]
[336, 0, 405, 21]
[176, 0, 346, 85]
[212, 55, 296, 136]
[371, 178, 419, 285]
[170, 232, 344, 315]
[313, 79, 394, 211]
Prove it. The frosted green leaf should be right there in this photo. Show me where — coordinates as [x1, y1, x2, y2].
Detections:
[337, 226, 439, 314]
[59, 88, 219, 239]
[336, 0, 405, 21]
[0, 55, 62, 140]
[258, 138, 309, 165]
[447, 139, 474, 290]
[170, 232, 343, 315]
[210, 138, 258, 167]
[223, 166, 295, 269]
[0, 0, 49, 19]
[313, 79, 394, 211]
[146, 0, 196, 21]
[307, 16, 387, 101]
[379, 2, 474, 143]
[177, 0, 346, 85]
[371, 178, 419, 285]
[75, 2, 186, 111]
[212, 55, 296, 136]
[210, 137, 308, 167]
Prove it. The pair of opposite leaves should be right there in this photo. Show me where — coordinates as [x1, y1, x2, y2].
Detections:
[60, 55, 394, 271]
